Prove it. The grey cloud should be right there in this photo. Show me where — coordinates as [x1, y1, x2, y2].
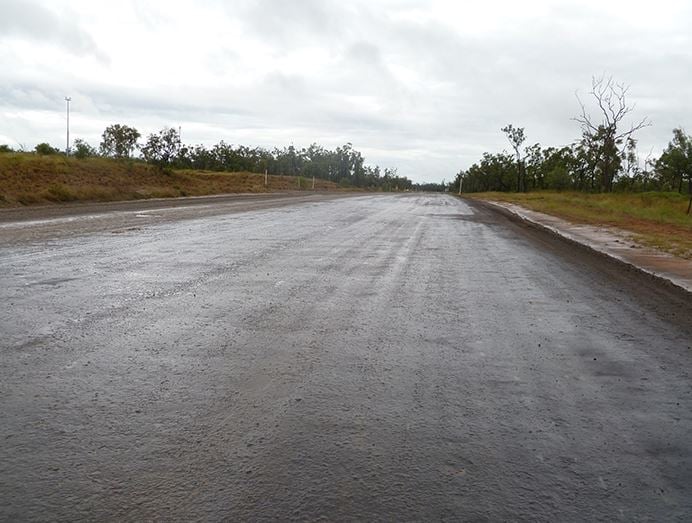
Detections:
[357, 8, 685, 163]
[0, 83, 57, 111]
[0, 0, 106, 60]
[346, 42, 383, 66]
[229, 0, 345, 45]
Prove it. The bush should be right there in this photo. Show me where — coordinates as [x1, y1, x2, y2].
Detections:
[35, 143, 60, 155]
[0, 144, 13, 153]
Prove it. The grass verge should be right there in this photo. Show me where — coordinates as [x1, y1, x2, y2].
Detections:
[0, 154, 342, 208]
[466, 191, 692, 259]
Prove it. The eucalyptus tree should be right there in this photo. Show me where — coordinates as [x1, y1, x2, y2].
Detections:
[140, 127, 181, 169]
[72, 139, 97, 159]
[501, 124, 526, 192]
[656, 129, 692, 193]
[656, 128, 692, 213]
[99, 124, 140, 159]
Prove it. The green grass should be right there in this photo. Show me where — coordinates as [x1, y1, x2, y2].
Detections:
[467, 191, 692, 259]
[0, 153, 341, 207]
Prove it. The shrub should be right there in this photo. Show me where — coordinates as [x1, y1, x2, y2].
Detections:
[35, 143, 60, 155]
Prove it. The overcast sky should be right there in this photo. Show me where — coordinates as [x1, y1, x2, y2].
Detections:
[1, 0, 691, 182]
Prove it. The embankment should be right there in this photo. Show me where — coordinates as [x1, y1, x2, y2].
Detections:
[0, 154, 340, 207]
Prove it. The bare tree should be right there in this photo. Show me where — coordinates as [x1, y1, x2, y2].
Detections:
[573, 75, 650, 192]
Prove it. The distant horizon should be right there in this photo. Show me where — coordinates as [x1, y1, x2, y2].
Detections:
[2, 0, 691, 183]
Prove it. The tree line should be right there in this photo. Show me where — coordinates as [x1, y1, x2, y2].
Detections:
[1, 126, 414, 191]
[455, 76, 692, 199]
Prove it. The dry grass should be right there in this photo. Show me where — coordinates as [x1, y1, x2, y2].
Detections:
[467, 191, 692, 259]
[0, 153, 341, 207]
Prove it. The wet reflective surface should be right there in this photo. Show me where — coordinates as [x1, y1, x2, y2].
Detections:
[1, 193, 691, 520]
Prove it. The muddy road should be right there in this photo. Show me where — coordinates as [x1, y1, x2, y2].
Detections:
[1, 193, 691, 520]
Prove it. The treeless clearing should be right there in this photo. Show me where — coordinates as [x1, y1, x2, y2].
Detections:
[0, 154, 341, 207]
[467, 191, 692, 259]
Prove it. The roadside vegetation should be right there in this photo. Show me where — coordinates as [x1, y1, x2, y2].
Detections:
[454, 76, 692, 212]
[0, 123, 417, 205]
[0, 153, 341, 207]
[453, 75, 691, 258]
[0, 123, 428, 206]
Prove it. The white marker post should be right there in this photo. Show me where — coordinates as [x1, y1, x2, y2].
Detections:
[64, 97, 71, 155]
[265, 169, 268, 187]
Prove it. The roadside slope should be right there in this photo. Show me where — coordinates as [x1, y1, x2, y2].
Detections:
[0, 154, 340, 207]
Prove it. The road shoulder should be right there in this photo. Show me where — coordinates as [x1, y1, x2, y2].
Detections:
[478, 199, 692, 294]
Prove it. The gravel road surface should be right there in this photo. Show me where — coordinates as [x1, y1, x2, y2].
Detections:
[1, 193, 691, 521]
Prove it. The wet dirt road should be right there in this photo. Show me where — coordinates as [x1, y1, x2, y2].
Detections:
[1, 193, 691, 521]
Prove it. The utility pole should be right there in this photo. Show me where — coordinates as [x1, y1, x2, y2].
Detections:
[64, 97, 72, 155]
